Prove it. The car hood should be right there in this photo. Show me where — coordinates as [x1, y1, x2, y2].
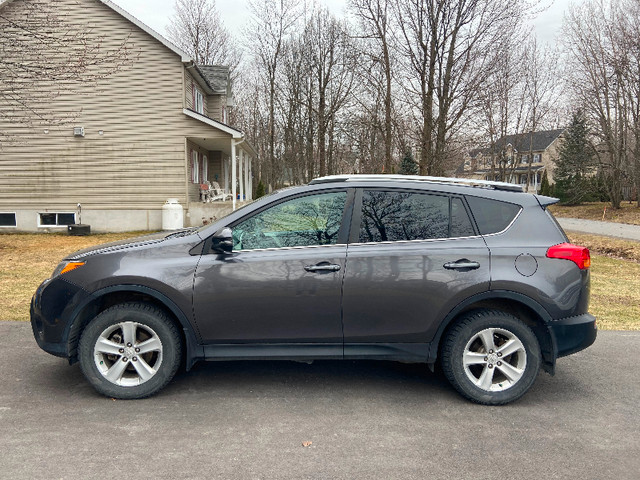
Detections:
[65, 229, 200, 260]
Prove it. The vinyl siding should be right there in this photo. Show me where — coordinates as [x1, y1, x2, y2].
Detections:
[207, 95, 223, 122]
[0, 0, 232, 211]
[185, 72, 209, 116]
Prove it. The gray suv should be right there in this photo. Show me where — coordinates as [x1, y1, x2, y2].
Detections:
[31, 175, 596, 404]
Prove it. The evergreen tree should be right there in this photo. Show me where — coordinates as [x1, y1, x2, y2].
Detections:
[553, 110, 594, 205]
[539, 170, 552, 196]
[255, 180, 265, 199]
[399, 151, 419, 175]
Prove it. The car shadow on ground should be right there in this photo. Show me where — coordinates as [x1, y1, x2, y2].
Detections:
[22, 351, 594, 407]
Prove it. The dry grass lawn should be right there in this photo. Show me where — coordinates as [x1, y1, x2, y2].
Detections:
[567, 232, 640, 263]
[549, 201, 640, 225]
[0, 232, 144, 323]
[587, 255, 640, 331]
[1, 231, 638, 331]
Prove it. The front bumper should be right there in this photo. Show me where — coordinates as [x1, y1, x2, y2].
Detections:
[548, 313, 597, 358]
[30, 277, 84, 358]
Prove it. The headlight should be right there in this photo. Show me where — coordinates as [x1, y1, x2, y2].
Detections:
[51, 261, 86, 278]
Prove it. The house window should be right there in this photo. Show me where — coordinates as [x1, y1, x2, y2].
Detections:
[520, 174, 528, 184]
[202, 154, 208, 182]
[38, 212, 75, 227]
[533, 153, 541, 163]
[193, 85, 204, 114]
[521, 155, 528, 164]
[0, 213, 17, 227]
[191, 150, 200, 183]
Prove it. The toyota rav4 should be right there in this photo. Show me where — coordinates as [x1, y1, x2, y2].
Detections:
[31, 175, 597, 404]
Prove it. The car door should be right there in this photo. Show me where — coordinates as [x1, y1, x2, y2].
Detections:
[341, 188, 491, 349]
[193, 189, 352, 351]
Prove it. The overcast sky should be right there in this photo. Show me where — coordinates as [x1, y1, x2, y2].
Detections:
[110, 0, 576, 48]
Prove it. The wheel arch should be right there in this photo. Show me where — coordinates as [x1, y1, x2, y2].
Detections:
[429, 291, 558, 374]
[65, 285, 203, 370]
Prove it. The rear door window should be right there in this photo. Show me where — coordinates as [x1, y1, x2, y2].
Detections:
[358, 190, 475, 242]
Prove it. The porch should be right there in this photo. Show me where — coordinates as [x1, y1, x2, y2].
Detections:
[183, 108, 256, 212]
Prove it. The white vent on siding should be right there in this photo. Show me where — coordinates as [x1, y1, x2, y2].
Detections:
[74, 127, 85, 137]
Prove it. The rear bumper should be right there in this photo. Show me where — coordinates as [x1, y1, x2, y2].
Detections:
[548, 313, 597, 358]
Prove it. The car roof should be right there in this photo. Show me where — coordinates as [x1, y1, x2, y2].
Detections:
[309, 174, 524, 192]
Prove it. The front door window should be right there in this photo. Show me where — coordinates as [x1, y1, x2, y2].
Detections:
[232, 191, 347, 250]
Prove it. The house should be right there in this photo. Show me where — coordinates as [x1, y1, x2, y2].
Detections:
[0, 0, 255, 232]
[458, 129, 565, 193]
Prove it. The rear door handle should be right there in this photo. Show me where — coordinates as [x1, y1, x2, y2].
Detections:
[304, 263, 341, 272]
[443, 259, 480, 270]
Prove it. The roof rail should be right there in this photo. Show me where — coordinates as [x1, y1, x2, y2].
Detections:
[309, 174, 525, 192]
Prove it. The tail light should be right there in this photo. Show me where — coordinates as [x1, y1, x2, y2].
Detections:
[546, 243, 591, 270]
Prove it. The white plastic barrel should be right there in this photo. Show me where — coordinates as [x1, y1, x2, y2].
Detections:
[161, 198, 184, 230]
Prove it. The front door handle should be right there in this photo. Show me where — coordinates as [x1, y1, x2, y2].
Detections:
[443, 259, 481, 271]
[304, 263, 341, 272]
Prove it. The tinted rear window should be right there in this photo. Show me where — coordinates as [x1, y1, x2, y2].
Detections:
[358, 191, 475, 242]
[466, 196, 521, 235]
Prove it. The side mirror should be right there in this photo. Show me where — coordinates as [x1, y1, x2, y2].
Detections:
[211, 227, 233, 254]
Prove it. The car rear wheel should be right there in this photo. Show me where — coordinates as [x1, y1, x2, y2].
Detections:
[78, 303, 182, 399]
[441, 309, 541, 405]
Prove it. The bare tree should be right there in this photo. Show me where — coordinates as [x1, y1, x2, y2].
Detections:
[350, 0, 395, 173]
[245, 0, 301, 189]
[563, 0, 630, 208]
[303, 9, 358, 177]
[166, 0, 240, 71]
[476, 33, 527, 181]
[395, 0, 525, 176]
[617, 0, 640, 206]
[0, 0, 132, 145]
[521, 39, 560, 190]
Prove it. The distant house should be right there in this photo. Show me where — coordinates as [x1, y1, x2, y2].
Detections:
[0, 0, 255, 232]
[458, 129, 565, 193]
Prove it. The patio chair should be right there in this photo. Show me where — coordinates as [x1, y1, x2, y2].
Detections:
[210, 181, 233, 202]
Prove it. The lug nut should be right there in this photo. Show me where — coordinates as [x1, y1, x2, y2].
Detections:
[484, 357, 488, 361]
[135, 347, 140, 353]
[122, 357, 128, 362]
[488, 364, 494, 369]
[132, 356, 138, 362]
[497, 361, 502, 366]
[497, 352, 502, 357]
[489, 349, 494, 354]
[119, 348, 124, 353]
[127, 342, 132, 347]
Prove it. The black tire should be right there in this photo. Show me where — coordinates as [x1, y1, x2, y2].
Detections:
[441, 309, 541, 405]
[78, 303, 182, 399]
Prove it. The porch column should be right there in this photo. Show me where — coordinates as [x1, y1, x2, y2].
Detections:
[245, 152, 251, 200]
[231, 141, 237, 211]
[223, 157, 229, 193]
[249, 157, 253, 200]
[239, 149, 245, 202]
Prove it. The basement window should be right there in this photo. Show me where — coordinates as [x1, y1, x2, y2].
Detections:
[38, 212, 75, 227]
[0, 213, 17, 227]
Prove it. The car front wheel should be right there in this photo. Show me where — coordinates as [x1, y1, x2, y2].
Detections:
[78, 303, 182, 399]
[441, 309, 541, 405]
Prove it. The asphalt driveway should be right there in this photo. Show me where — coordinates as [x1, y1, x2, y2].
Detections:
[0, 322, 638, 479]
[557, 217, 640, 241]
